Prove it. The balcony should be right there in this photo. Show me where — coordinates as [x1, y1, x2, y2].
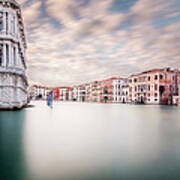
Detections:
[0, 66, 25, 75]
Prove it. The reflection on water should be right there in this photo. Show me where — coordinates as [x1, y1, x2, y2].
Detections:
[1, 102, 180, 180]
[0, 110, 26, 180]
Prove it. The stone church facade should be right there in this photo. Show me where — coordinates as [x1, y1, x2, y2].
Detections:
[0, 0, 28, 109]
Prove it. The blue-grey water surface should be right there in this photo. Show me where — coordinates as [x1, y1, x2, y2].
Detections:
[0, 101, 180, 180]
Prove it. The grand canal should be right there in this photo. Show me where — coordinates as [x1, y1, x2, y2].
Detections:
[1, 101, 180, 180]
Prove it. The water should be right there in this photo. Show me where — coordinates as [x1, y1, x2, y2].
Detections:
[0, 101, 180, 180]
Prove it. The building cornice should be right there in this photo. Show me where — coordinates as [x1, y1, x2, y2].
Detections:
[0, 66, 28, 86]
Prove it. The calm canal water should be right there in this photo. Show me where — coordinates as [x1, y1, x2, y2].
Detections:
[0, 101, 180, 180]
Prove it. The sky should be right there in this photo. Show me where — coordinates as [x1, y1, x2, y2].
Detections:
[17, 0, 180, 86]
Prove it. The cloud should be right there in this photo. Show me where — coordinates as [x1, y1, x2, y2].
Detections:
[17, 0, 180, 86]
[17, 0, 27, 5]
[22, 1, 41, 27]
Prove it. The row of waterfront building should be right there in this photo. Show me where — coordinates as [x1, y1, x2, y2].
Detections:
[29, 67, 180, 106]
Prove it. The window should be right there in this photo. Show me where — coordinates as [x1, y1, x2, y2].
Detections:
[13, 16, 15, 33]
[154, 75, 158, 80]
[0, 21, 2, 31]
[148, 76, 151, 81]
[13, 47, 16, 65]
[6, 44, 9, 66]
[159, 74, 163, 80]
[148, 85, 150, 91]
[142, 77, 146, 82]
[11, 18, 13, 34]
[169, 85, 172, 92]
[159, 86, 165, 95]
[134, 78, 137, 83]
[0, 13, 3, 32]
[6, 12, 8, 34]
[155, 84, 158, 91]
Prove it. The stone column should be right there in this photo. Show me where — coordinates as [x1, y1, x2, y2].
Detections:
[10, 44, 13, 66]
[16, 46, 20, 67]
[8, 42, 12, 67]
[15, 15, 17, 37]
[3, 43, 6, 66]
[12, 45, 14, 66]
[15, 44, 18, 66]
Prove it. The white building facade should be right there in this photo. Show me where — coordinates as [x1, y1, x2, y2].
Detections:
[121, 85, 130, 103]
[68, 88, 73, 101]
[0, 0, 28, 109]
[59, 87, 70, 101]
[79, 85, 86, 102]
[112, 78, 129, 103]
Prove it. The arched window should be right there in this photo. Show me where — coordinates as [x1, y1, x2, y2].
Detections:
[13, 16, 15, 33]
[159, 74, 163, 80]
[6, 44, 9, 66]
[13, 46, 16, 65]
[154, 75, 158, 80]
[6, 12, 8, 34]
[0, 12, 3, 32]
[11, 16, 13, 34]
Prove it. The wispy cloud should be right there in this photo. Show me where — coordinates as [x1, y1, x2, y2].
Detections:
[17, 0, 180, 86]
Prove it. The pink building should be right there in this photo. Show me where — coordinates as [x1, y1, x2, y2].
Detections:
[129, 68, 179, 104]
[85, 83, 91, 102]
[177, 73, 180, 96]
[90, 81, 100, 102]
[173, 73, 180, 105]
[100, 78, 113, 103]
